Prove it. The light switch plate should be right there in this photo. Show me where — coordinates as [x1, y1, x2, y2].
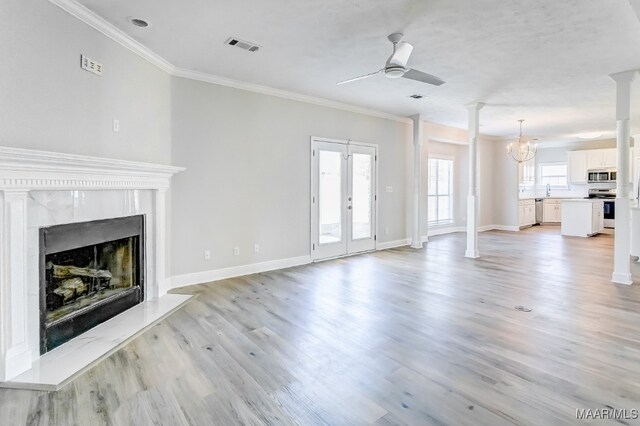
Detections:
[81, 54, 102, 76]
[113, 119, 120, 132]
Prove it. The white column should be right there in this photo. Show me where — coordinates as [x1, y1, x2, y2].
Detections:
[154, 188, 168, 297]
[611, 71, 637, 285]
[0, 190, 32, 381]
[411, 115, 424, 249]
[465, 103, 484, 259]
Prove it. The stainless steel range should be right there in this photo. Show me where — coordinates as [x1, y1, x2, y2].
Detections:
[587, 188, 615, 228]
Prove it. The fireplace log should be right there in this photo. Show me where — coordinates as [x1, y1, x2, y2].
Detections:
[53, 277, 88, 302]
[51, 264, 113, 279]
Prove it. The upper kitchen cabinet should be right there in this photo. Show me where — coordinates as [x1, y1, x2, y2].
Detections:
[587, 148, 616, 169]
[568, 151, 587, 183]
[567, 148, 637, 183]
[518, 157, 535, 185]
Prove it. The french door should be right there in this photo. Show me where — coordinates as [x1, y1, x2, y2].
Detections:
[311, 139, 377, 260]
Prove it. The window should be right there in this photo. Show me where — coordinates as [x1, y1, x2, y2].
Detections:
[428, 158, 453, 225]
[539, 162, 568, 188]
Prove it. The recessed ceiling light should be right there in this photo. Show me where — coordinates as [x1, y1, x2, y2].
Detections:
[129, 18, 150, 28]
[576, 132, 603, 139]
[408, 94, 425, 99]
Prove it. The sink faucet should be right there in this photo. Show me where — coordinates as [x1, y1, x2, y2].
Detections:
[546, 183, 551, 197]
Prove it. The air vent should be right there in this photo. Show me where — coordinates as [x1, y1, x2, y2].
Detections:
[408, 94, 425, 99]
[225, 37, 260, 52]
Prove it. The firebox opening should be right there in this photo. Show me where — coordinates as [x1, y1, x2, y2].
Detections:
[40, 215, 145, 354]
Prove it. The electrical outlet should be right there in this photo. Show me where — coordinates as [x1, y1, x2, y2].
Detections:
[113, 119, 120, 132]
[204, 250, 211, 260]
[385, 186, 393, 193]
[233, 247, 240, 256]
[254, 244, 259, 253]
[384, 227, 389, 235]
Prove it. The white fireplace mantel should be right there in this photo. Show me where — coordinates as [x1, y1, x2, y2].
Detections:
[0, 146, 183, 190]
[0, 146, 184, 382]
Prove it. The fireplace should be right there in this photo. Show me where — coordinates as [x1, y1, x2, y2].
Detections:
[39, 215, 145, 354]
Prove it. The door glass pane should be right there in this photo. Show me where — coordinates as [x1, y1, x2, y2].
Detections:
[352, 153, 372, 240]
[319, 150, 342, 244]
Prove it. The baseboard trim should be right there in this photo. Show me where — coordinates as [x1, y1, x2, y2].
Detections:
[376, 239, 411, 250]
[419, 224, 519, 242]
[428, 226, 466, 237]
[489, 225, 521, 232]
[169, 255, 312, 289]
[168, 225, 520, 290]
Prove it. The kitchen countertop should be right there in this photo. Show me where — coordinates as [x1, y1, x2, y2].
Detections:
[518, 197, 584, 201]
[561, 198, 603, 203]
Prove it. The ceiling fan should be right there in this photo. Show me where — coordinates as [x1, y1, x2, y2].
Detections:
[337, 33, 445, 87]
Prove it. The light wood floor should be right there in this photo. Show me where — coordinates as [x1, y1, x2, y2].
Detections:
[3, 226, 640, 425]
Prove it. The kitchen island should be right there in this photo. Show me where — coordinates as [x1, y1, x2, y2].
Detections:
[561, 199, 604, 237]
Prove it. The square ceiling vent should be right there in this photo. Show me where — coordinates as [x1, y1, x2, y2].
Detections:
[225, 37, 260, 52]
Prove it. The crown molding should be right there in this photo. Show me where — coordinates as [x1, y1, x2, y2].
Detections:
[49, 0, 175, 74]
[171, 68, 411, 124]
[48, 0, 410, 124]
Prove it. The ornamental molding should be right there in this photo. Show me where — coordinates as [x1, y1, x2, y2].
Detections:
[0, 147, 184, 191]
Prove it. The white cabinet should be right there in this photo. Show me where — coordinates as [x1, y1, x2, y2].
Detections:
[542, 199, 562, 223]
[518, 157, 535, 185]
[587, 148, 616, 169]
[632, 208, 640, 257]
[568, 151, 587, 183]
[518, 199, 535, 228]
[561, 200, 603, 237]
[591, 202, 604, 234]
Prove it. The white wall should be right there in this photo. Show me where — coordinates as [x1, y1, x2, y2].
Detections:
[0, 0, 174, 276]
[534, 139, 620, 198]
[170, 76, 411, 276]
[0, 0, 172, 164]
[2, 0, 516, 287]
[419, 134, 498, 237]
[492, 139, 519, 228]
[421, 141, 468, 233]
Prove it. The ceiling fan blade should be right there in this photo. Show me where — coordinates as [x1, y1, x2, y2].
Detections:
[388, 42, 414, 67]
[337, 69, 382, 85]
[402, 69, 445, 86]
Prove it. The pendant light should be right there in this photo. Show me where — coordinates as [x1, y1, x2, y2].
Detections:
[507, 119, 537, 163]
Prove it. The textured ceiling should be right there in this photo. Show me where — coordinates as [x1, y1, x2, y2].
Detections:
[77, 0, 640, 142]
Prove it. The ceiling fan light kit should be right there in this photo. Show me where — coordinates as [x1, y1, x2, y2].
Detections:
[337, 33, 445, 87]
[507, 119, 537, 163]
[384, 67, 405, 78]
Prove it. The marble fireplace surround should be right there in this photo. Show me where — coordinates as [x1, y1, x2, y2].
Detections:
[0, 146, 185, 385]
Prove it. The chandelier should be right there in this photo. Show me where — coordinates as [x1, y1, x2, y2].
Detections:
[507, 119, 537, 163]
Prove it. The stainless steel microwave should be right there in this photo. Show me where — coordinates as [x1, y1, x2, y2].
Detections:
[587, 168, 616, 183]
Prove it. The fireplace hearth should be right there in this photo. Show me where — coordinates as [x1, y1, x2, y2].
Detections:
[40, 215, 145, 354]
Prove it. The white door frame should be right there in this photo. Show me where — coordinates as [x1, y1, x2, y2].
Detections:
[310, 136, 378, 261]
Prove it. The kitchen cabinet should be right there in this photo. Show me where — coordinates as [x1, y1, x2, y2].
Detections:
[570, 148, 634, 183]
[561, 200, 604, 237]
[518, 157, 535, 186]
[542, 199, 562, 223]
[591, 202, 604, 234]
[632, 207, 640, 258]
[518, 199, 535, 228]
[568, 151, 587, 183]
[587, 148, 616, 169]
